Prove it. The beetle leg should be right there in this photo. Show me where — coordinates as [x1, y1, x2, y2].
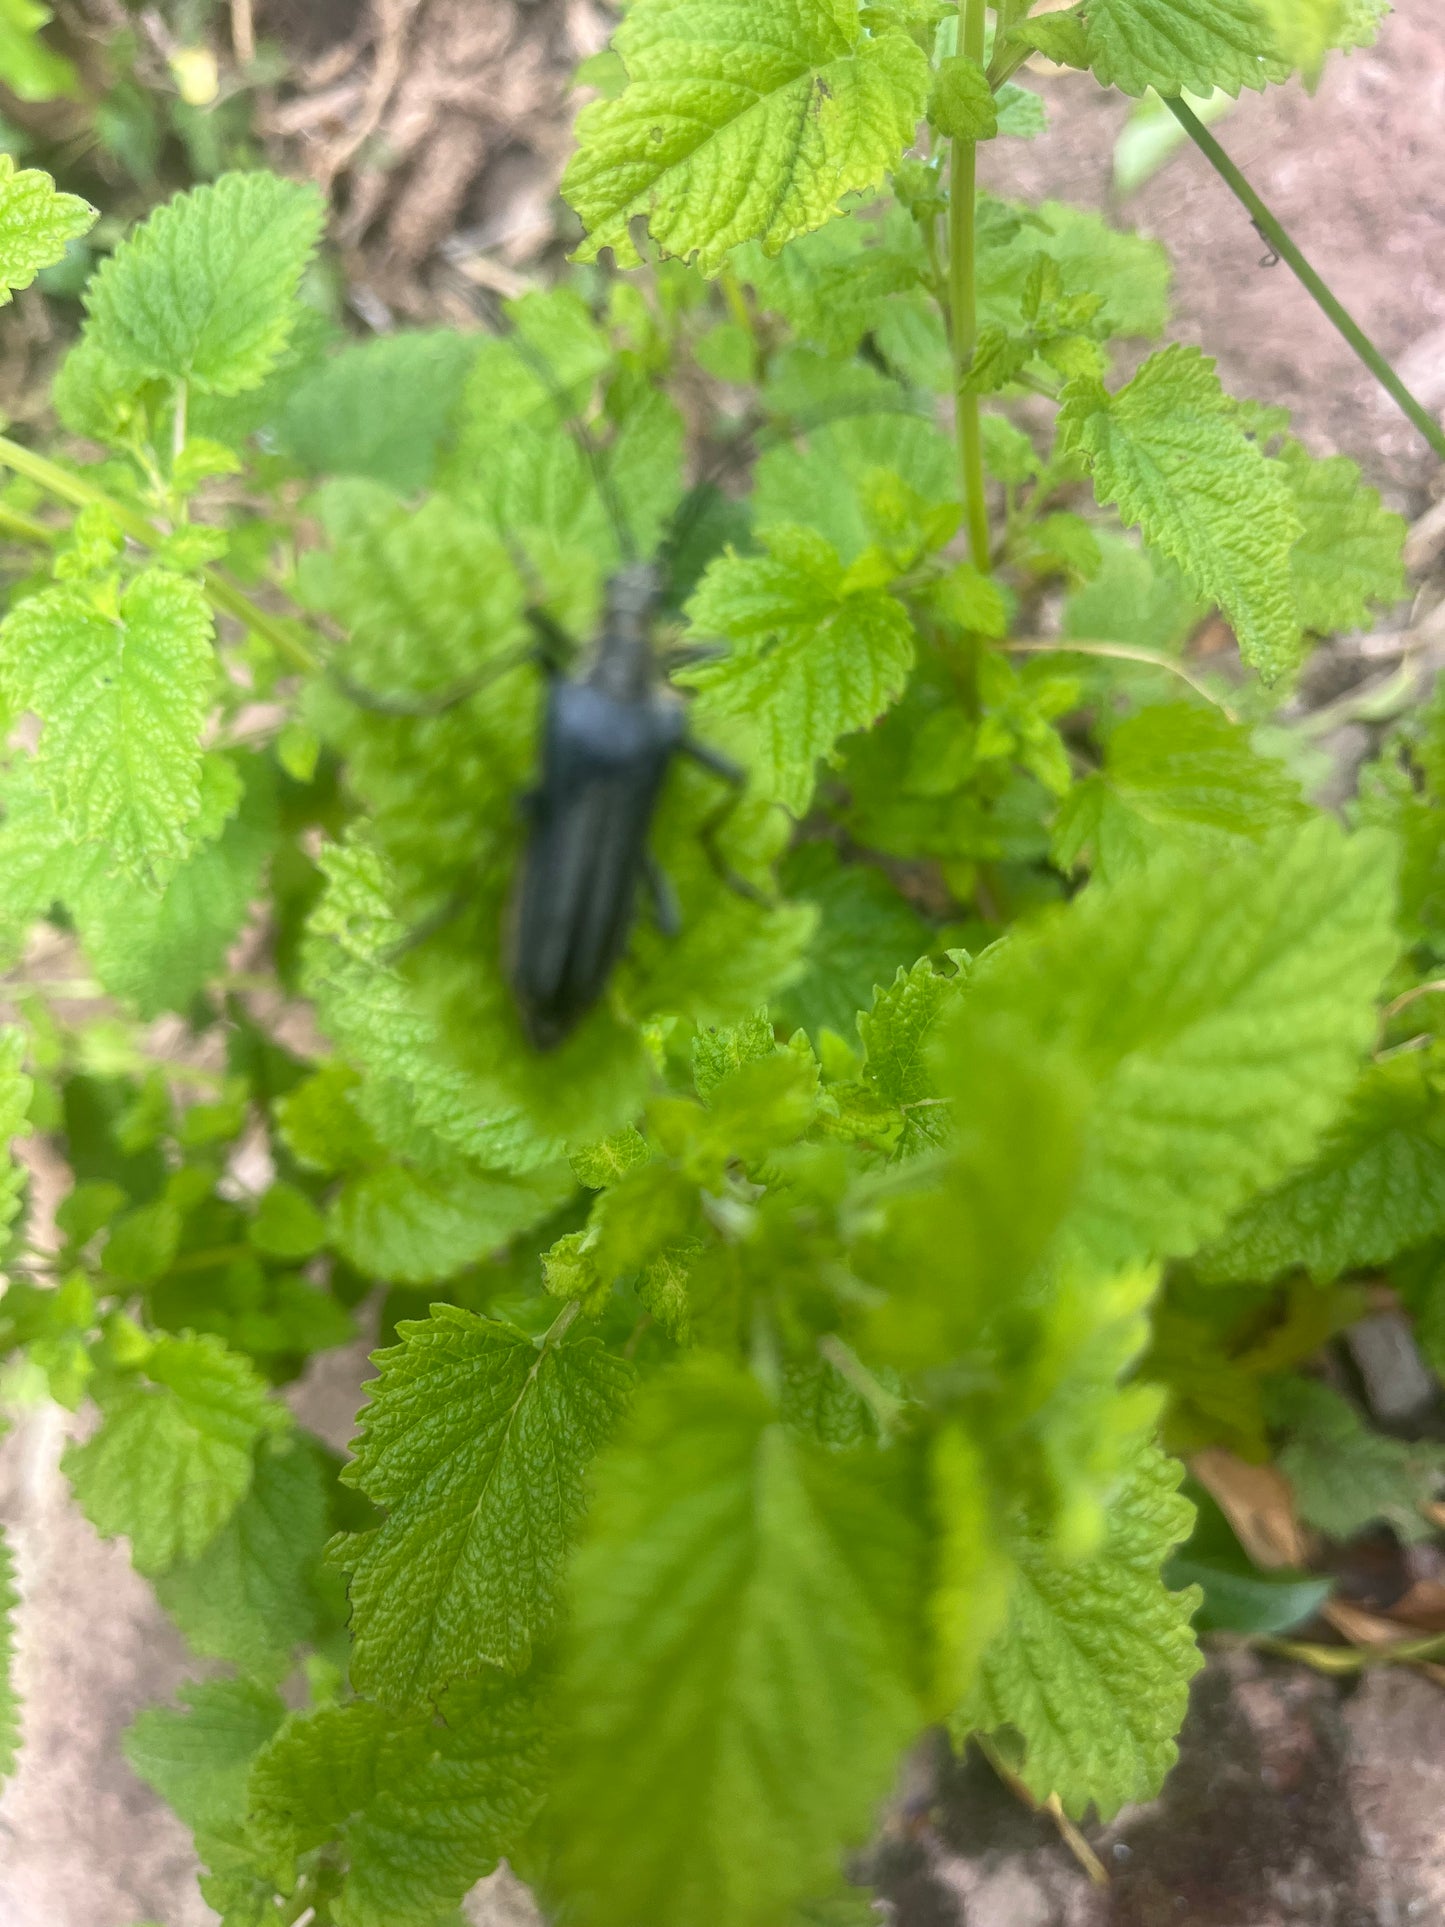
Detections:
[679, 737, 771, 908]
[660, 639, 729, 673]
[642, 851, 683, 937]
[381, 886, 471, 966]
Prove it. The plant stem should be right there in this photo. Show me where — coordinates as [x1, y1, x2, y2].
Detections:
[0, 433, 321, 673]
[1166, 98, 1445, 466]
[948, 0, 992, 572]
[0, 502, 57, 546]
[1003, 637, 1238, 719]
[818, 1333, 907, 1439]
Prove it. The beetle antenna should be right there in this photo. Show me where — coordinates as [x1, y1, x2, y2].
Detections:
[461, 277, 637, 564]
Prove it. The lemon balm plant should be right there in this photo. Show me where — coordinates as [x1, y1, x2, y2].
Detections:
[0, 3, 1441, 1922]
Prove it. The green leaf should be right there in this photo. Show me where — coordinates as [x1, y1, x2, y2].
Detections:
[1254, 0, 1345, 79]
[70, 755, 274, 1014]
[1084, 0, 1276, 97]
[978, 197, 1172, 343]
[0, 1026, 32, 1236]
[570, 1125, 650, 1189]
[1272, 1379, 1445, 1543]
[955, 1442, 1202, 1819]
[152, 1439, 329, 1677]
[1052, 703, 1309, 880]
[276, 331, 479, 493]
[857, 956, 965, 1159]
[960, 817, 1397, 1270]
[775, 842, 931, 1040]
[683, 525, 916, 813]
[1334, 0, 1388, 49]
[732, 209, 924, 359]
[0, 570, 215, 886]
[753, 381, 956, 563]
[329, 1161, 570, 1286]
[548, 1357, 924, 1927]
[275, 1063, 381, 1174]
[126, 1677, 286, 1844]
[995, 81, 1047, 138]
[301, 839, 570, 1175]
[1009, 14, 1090, 66]
[1165, 1487, 1332, 1635]
[1274, 438, 1407, 635]
[63, 1332, 287, 1574]
[0, 151, 91, 302]
[82, 171, 324, 395]
[1061, 347, 1303, 678]
[1061, 529, 1205, 651]
[0, 760, 79, 962]
[563, 1, 930, 274]
[0, 1522, 17, 1784]
[248, 1181, 328, 1262]
[340, 1306, 633, 1698]
[247, 1675, 548, 1927]
[929, 54, 996, 139]
[0, 0, 78, 100]
[1198, 1050, 1445, 1284]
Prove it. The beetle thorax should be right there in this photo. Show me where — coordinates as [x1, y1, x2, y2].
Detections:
[586, 560, 663, 702]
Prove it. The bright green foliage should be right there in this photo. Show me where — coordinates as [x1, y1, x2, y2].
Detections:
[1061, 347, 1303, 678]
[753, 393, 957, 562]
[1083, 0, 1275, 97]
[0, 1028, 31, 1235]
[340, 1307, 633, 1697]
[1272, 1379, 1445, 1543]
[929, 54, 997, 139]
[1257, 0, 1370, 78]
[70, 758, 275, 1015]
[300, 839, 576, 1173]
[1053, 703, 1309, 880]
[152, 1439, 330, 1677]
[1274, 439, 1407, 635]
[0, 153, 91, 301]
[0, 1522, 17, 1784]
[329, 1162, 571, 1286]
[277, 331, 478, 493]
[1062, 530, 1205, 650]
[1199, 1050, 1445, 1283]
[959, 819, 1397, 1270]
[776, 843, 931, 1040]
[63, 1333, 287, 1574]
[81, 171, 325, 395]
[855, 956, 963, 1158]
[547, 1359, 924, 1927]
[683, 524, 916, 813]
[0, 571, 214, 887]
[125, 1678, 286, 1851]
[978, 198, 1173, 343]
[247, 1674, 548, 1927]
[0, 0, 77, 100]
[563, 0, 930, 273]
[0, 1, 1432, 1912]
[956, 1442, 1202, 1819]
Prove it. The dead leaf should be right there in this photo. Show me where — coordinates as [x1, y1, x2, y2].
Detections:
[1192, 1447, 1310, 1569]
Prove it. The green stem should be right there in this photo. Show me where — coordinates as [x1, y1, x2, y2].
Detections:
[948, 0, 992, 572]
[1166, 98, 1445, 466]
[817, 1333, 907, 1439]
[0, 502, 57, 546]
[0, 433, 321, 673]
[1003, 638, 1238, 719]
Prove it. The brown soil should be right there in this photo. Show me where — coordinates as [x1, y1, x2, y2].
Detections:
[983, 0, 1445, 509]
